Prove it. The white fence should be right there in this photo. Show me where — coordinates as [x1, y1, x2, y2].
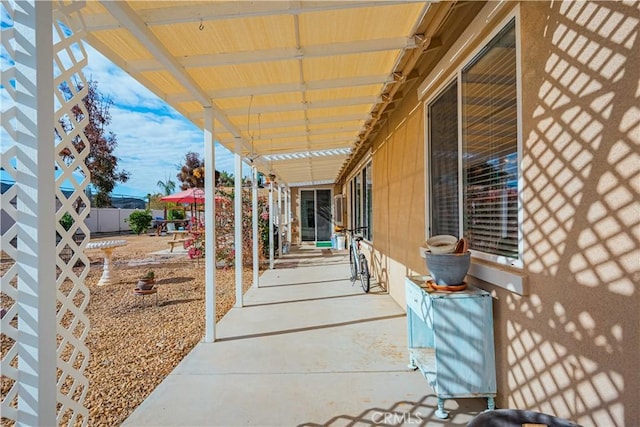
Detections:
[1, 208, 165, 235]
[85, 208, 165, 234]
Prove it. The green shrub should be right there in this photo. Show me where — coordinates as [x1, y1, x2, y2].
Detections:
[59, 212, 74, 231]
[168, 208, 185, 220]
[125, 209, 153, 235]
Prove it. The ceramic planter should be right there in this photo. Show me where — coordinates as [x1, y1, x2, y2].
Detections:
[424, 251, 471, 285]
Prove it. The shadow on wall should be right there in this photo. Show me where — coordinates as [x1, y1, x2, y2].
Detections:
[508, 2, 639, 426]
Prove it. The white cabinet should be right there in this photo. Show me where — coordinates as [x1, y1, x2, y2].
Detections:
[405, 275, 496, 419]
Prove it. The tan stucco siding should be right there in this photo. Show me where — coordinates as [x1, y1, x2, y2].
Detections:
[370, 93, 426, 304]
[510, 2, 639, 423]
[360, 1, 639, 425]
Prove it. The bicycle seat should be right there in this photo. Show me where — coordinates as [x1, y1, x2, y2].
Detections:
[354, 235, 364, 242]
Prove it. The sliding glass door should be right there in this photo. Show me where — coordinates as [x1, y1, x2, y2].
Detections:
[300, 189, 332, 242]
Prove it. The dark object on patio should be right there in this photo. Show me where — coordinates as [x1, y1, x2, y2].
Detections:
[467, 409, 582, 427]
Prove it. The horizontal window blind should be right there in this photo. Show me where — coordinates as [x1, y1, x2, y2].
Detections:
[462, 19, 518, 258]
[429, 81, 459, 237]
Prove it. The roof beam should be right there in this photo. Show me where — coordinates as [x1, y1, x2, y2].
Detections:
[251, 114, 368, 131]
[226, 96, 380, 116]
[253, 124, 362, 140]
[255, 138, 357, 150]
[188, 96, 378, 120]
[262, 147, 352, 162]
[167, 74, 392, 103]
[129, 36, 417, 71]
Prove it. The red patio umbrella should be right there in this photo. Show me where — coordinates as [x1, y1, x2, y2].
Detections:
[159, 188, 230, 204]
[159, 188, 230, 222]
[159, 188, 205, 204]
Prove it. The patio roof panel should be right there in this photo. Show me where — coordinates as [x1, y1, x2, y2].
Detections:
[305, 84, 383, 103]
[76, 0, 440, 186]
[298, 3, 427, 45]
[139, 70, 189, 95]
[188, 60, 301, 90]
[151, 15, 296, 57]
[90, 28, 154, 62]
[302, 51, 399, 82]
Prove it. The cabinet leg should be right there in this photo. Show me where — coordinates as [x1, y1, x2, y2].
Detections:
[408, 356, 417, 370]
[435, 398, 448, 419]
[487, 396, 495, 411]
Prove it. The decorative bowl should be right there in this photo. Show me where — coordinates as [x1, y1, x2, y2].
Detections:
[426, 235, 458, 254]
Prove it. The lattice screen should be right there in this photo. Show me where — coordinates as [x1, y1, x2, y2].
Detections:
[1, 1, 91, 425]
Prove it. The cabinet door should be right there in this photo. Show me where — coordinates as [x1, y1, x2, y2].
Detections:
[432, 296, 496, 395]
[405, 280, 431, 324]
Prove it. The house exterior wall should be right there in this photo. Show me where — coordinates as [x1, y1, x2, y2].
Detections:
[349, 1, 639, 425]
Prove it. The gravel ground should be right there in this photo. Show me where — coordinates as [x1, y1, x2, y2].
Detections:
[2, 232, 255, 426]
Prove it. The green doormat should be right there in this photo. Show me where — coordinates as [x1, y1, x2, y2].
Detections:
[316, 241, 332, 248]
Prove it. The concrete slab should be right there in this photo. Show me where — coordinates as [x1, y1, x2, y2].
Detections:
[124, 246, 488, 426]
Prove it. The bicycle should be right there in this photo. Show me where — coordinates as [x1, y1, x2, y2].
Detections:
[345, 227, 370, 293]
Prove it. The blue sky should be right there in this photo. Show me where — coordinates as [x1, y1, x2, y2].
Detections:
[1, 26, 244, 198]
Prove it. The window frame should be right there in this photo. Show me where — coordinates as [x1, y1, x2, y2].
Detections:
[347, 156, 373, 241]
[424, 10, 524, 271]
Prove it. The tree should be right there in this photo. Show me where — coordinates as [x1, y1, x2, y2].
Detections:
[176, 152, 205, 190]
[58, 80, 130, 207]
[176, 152, 221, 189]
[157, 177, 176, 195]
[218, 171, 234, 187]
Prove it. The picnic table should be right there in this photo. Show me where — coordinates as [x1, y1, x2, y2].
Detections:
[155, 219, 189, 236]
[167, 230, 190, 252]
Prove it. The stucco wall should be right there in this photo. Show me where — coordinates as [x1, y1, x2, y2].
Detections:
[363, 1, 639, 425]
[369, 87, 426, 305]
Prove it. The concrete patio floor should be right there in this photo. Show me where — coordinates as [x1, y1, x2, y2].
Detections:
[124, 245, 488, 426]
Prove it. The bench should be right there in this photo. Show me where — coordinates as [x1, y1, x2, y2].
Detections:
[167, 239, 189, 252]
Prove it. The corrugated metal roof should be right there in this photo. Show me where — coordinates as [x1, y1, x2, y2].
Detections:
[75, 1, 439, 185]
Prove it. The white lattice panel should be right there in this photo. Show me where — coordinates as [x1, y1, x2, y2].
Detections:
[1, 1, 91, 425]
[1, 3, 24, 423]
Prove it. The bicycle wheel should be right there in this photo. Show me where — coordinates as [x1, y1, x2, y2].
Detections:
[358, 253, 370, 292]
[349, 245, 358, 280]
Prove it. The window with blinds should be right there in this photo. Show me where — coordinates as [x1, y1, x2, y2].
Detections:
[429, 81, 459, 237]
[427, 18, 519, 261]
[462, 20, 518, 259]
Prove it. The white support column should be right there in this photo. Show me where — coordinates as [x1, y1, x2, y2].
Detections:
[287, 187, 293, 244]
[277, 184, 283, 257]
[203, 106, 216, 342]
[283, 186, 289, 247]
[234, 139, 243, 307]
[252, 166, 259, 287]
[14, 2, 57, 424]
[268, 181, 274, 269]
